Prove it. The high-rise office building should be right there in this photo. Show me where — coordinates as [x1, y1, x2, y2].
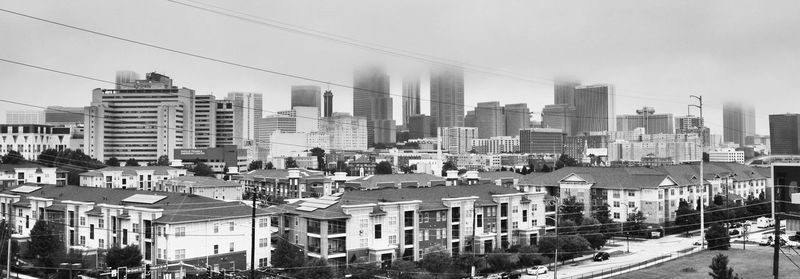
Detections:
[465, 110, 477, 127]
[723, 101, 756, 145]
[616, 107, 673, 134]
[194, 95, 217, 149]
[408, 114, 434, 139]
[438, 127, 477, 154]
[675, 115, 710, 148]
[214, 99, 244, 147]
[542, 104, 577, 136]
[115, 70, 140, 89]
[554, 77, 580, 105]
[476, 102, 505, 139]
[430, 67, 465, 128]
[226, 92, 262, 144]
[353, 65, 395, 145]
[85, 72, 195, 163]
[323, 90, 333, 118]
[291, 85, 322, 116]
[574, 84, 616, 134]
[320, 113, 368, 151]
[294, 106, 319, 133]
[402, 76, 421, 126]
[5, 110, 46, 124]
[519, 128, 565, 154]
[769, 113, 800, 155]
[504, 103, 530, 137]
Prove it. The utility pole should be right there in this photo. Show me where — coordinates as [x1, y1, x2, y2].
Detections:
[251, 183, 257, 279]
[6, 238, 10, 279]
[689, 95, 704, 249]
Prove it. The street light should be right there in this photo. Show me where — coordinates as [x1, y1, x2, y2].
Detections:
[545, 197, 561, 279]
[689, 94, 705, 249]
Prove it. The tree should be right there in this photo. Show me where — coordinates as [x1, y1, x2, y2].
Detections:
[0, 221, 18, 265]
[296, 258, 332, 279]
[37, 149, 105, 185]
[1, 150, 24, 164]
[559, 196, 585, 225]
[399, 165, 413, 174]
[285, 157, 298, 168]
[105, 157, 121, 167]
[538, 235, 590, 262]
[28, 220, 64, 267]
[675, 199, 700, 233]
[391, 260, 421, 279]
[593, 203, 612, 224]
[248, 160, 263, 171]
[271, 238, 305, 268]
[703, 152, 710, 162]
[709, 253, 740, 279]
[540, 164, 552, 172]
[517, 245, 545, 267]
[375, 161, 394, 174]
[706, 223, 731, 250]
[265, 161, 274, 170]
[520, 166, 528, 174]
[310, 147, 326, 170]
[156, 155, 171, 166]
[626, 211, 647, 236]
[191, 162, 215, 177]
[441, 160, 458, 176]
[579, 217, 607, 250]
[106, 245, 143, 268]
[555, 154, 579, 170]
[713, 195, 725, 206]
[125, 158, 140, 167]
[486, 248, 518, 272]
[420, 245, 452, 274]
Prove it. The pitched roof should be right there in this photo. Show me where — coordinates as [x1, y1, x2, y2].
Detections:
[0, 162, 62, 172]
[469, 171, 526, 181]
[345, 173, 442, 189]
[238, 169, 325, 180]
[3, 184, 268, 223]
[165, 176, 241, 187]
[80, 166, 184, 177]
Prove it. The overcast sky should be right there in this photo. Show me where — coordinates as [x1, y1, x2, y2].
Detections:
[1, 0, 798, 135]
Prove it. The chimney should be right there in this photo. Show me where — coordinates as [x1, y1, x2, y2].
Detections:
[446, 170, 459, 186]
[465, 171, 480, 185]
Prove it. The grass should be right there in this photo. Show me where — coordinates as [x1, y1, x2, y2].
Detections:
[613, 246, 800, 279]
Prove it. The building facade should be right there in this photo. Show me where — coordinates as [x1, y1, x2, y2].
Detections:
[439, 127, 477, 154]
[574, 84, 616, 134]
[504, 103, 530, 137]
[476, 102, 505, 139]
[320, 113, 368, 152]
[402, 76, 421, 127]
[472, 136, 520, 154]
[616, 107, 674, 134]
[291, 85, 321, 115]
[79, 166, 189, 190]
[769, 113, 800, 155]
[430, 67, 465, 128]
[1, 124, 71, 160]
[353, 65, 395, 146]
[723, 101, 756, 146]
[519, 128, 564, 155]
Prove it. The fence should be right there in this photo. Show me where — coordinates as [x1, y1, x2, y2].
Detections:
[561, 247, 699, 279]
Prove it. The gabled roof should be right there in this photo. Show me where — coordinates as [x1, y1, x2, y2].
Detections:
[345, 173, 442, 190]
[80, 166, 184, 177]
[238, 169, 325, 180]
[467, 171, 526, 181]
[165, 176, 240, 187]
[0, 162, 63, 173]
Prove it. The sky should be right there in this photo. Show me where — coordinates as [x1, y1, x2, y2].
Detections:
[1, 0, 799, 135]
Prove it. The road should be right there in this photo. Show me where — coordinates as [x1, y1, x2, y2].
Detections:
[520, 226, 778, 279]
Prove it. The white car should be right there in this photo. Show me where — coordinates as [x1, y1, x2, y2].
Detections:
[527, 266, 548, 275]
[485, 274, 502, 279]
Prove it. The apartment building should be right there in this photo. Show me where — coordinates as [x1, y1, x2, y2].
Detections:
[0, 184, 271, 272]
[232, 169, 331, 199]
[268, 177, 546, 266]
[79, 166, 189, 190]
[157, 176, 243, 201]
[1, 124, 72, 160]
[0, 163, 67, 186]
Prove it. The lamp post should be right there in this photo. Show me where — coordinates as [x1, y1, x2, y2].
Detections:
[689, 95, 705, 249]
[545, 197, 561, 279]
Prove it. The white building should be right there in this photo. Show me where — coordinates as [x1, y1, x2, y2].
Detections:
[471, 136, 519, 154]
[608, 133, 702, 163]
[320, 113, 368, 152]
[294, 106, 320, 133]
[5, 110, 46, 125]
[708, 148, 745, 164]
[1, 124, 72, 160]
[157, 176, 243, 201]
[0, 163, 67, 186]
[438, 127, 478, 154]
[84, 72, 195, 163]
[0, 184, 272, 272]
[79, 166, 189, 190]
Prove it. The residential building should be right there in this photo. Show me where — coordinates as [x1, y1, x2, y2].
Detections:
[353, 65, 395, 145]
[769, 113, 800, 155]
[157, 176, 243, 201]
[233, 169, 330, 199]
[504, 103, 530, 137]
[5, 110, 46, 125]
[402, 76, 421, 126]
[607, 133, 702, 164]
[84, 72, 195, 163]
[472, 136, 520, 154]
[174, 146, 248, 173]
[438, 127, 477, 154]
[267, 179, 546, 264]
[616, 107, 674, 134]
[291, 85, 321, 116]
[0, 163, 67, 186]
[708, 148, 745, 164]
[0, 184, 271, 271]
[430, 67, 465, 128]
[519, 128, 564, 155]
[476, 102, 505, 139]
[1, 124, 71, 160]
[79, 166, 189, 190]
[723, 101, 756, 146]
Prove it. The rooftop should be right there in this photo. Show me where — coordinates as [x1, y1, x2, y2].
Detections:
[80, 166, 185, 177]
[164, 176, 241, 187]
[345, 173, 443, 189]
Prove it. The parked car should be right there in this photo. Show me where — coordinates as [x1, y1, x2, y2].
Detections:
[729, 229, 740, 236]
[526, 266, 548, 275]
[500, 271, 522, 279]
[593, 252, 610, 261]
[485, 273, 503, 279]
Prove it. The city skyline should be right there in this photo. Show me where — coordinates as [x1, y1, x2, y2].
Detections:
[2, 1, 797, 135]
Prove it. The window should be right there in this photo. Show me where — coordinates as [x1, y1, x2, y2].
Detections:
[628, 202, 635, 208]
[613, 201, 620, 208]
[175, 227, 186, 237]
[99, 239, 105, 248]
[512, 206, 519, 213]
[532, 219, 538, 226]
[389, 235, 397, 244]
[99, 218, 104, 229]
[157, 249, 163, 259]
[522, 210, 528, 222]
[259, 218, 268, 228]
[614, 212, 620, 219]
[214, 223, 219, 233]
[230, 242, 234, 252]
[259, 238, 269, 247]
[133, 223, 140, 233]
[80, 217, 86, 226]
[500, 203, 508, 217]
[80, 236, 86, 246]
[213, 245, 219, 254]
[476, 214, 483, 227]
[628, 191, 635, 197]
[229, 221, 235, 231]
[90, 224, 95, 239]
[512, 221, 518, 229]
[374, 224, 382, 239]
[670, 189, 675, 195]
[175, 249, 186, 260]
[613, 190, 621, 198]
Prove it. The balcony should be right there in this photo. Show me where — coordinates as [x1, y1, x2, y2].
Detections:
[328, 220, 346, 235]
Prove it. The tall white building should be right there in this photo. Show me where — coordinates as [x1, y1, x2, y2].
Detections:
[293, 106, 320, 133]
[438, 127, 478, 154]
[471, 136, 519, 154]
[0, 124, 72, 160]
[226, 92, 262, 160]
[194, 95, 217, 149]
[5, 110, 45, 125]
[708, 148, 745, 164]
[84, 72, 195, 163]
[320, 113, 367, 152]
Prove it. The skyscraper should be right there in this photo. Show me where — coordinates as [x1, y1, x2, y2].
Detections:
[542, 104, 577, 136]
[616, 107, 673, 134]
[85, 72, 195, 162]
[291, 85, 322, 116]
[194, 95, 217, 149]
[476, 102, 505, 139]
[323, 90, 333, 118]
[353, 65, 395, 145]
[574, 84, 616, 134]
[408, 114, 433, 139]
[115, 70, 140, 89]
[519, 128, 565, 154]
[675, 115, 710, 148]
[464, 110, 476, 127]
[769, 113, 800, 155]
[226, 92, 262, 143]
[430, 67, 465, 128]
[402, 76, 421, 126]
[554, 77, 580, 105]
[723, 101, 756, 145]
[504, 103, 531, 137]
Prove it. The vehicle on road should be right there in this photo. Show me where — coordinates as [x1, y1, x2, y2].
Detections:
[486, 273, 502, 279]
[729, 229, 740, 236]
[500, 271, 522, 279]
[526, 266, 548, 275]
[693, 239, 707, 246]
[757, 217, 775, 228]
[593, 252, 610, 261]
